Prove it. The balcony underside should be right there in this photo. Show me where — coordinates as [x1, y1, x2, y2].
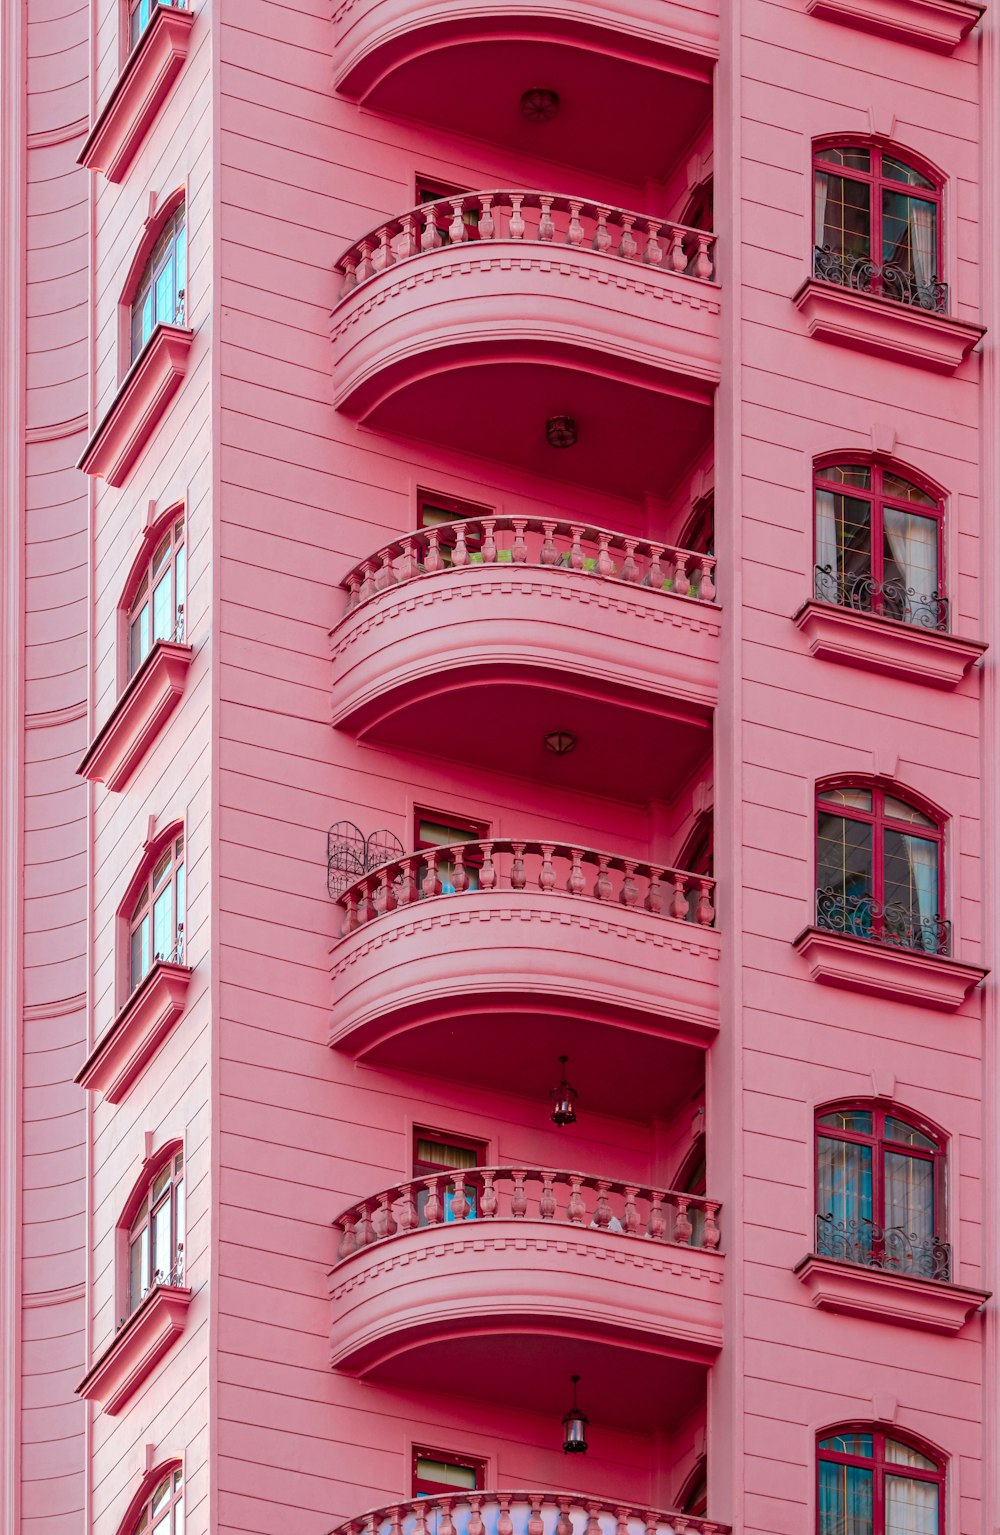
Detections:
[334, 17, 714, 186]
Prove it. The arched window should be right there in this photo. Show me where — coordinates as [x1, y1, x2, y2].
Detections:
[127, 1464, 184, 1535]
[127, 513, 186, 678]
[677, 1455, 708, 1518]
[130, 202, 186, 362]
[815, 1103, 948, 1280]
[815, 781, 947, 954]
[813, 142, 944, 312]
[814, 460, 945, 631]
[818, 1427, 944, 1535]
[128, 0, 183, 52]
[124, 1148, 185, 1318]
[129, 831, 185, 994]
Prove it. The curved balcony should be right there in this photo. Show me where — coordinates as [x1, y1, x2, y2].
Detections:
[332, 518, 718, 799]
[329, 839, 719, 1121]
[331, 193, 719, 499]
[331, 1493, 728, 1535]
[329, 1167, 724, 1388]
[331, 1, 716, 185]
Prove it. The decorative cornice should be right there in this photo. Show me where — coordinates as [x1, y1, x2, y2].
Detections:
[78, 641, 193, 792]
[795, 1254, 989, 1333]
[78, 324, 193, 488]
[25, 116, 89, 149]
[76, 1284, 192, 1415]
[24, 413, 89, 444]
[793, 600, 987, 688]
[22, 1282, 87, 1310]
[23, 700, 87, 730]
[79, 6, 195, 183]
[793, 278, 984, 372]
[76, 961, 192, 1104]
[805, 0, 982, 48]
[23, 992, 86, 1023]
[794, 925, 987, 1010]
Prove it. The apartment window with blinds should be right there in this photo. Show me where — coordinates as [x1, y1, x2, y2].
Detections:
[414, 813, 488, 895]
[412, 1450, 486, 1497]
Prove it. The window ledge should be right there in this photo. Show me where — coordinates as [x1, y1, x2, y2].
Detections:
[805, 0, 982, 48]
[75, 1283, 192, 1415]
[793, 278, 984, 372]
[78, 640, 193, 792]
[793, 926, 986, 1010]
[78, 324, 193, 488]
[793, 600, 986, 687]
[76, 960, 192, 1105]
[79, 6, 195, 183]
[795, 1254, 989, 1333]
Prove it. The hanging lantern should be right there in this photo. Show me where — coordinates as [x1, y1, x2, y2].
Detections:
[562, 1376, 589, 1454]
[550, 1055, 578, 1127]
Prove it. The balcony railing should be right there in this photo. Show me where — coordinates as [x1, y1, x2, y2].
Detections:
[815, 889, 950, 957]
[343, 519, 716, 614]
[814, 566, 947, 632]
[336, 191, 718, 300]
[334, 1166, 721, 1263]
[332, 1492, 728, 1535]
[812, 245, 947, 314]
[816, 1215, 951, 1282]
[336, 839, 716, 937]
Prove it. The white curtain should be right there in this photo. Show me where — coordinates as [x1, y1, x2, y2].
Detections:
[908, 200, 936, 288]
[902, 834, 939, 951]
[885, 1476, 938, 1535]
[883, 508, 938, 626]
[884, 1152, 933, 1239]
[814, 171, 830, 248]
[815, 488, 839, 600]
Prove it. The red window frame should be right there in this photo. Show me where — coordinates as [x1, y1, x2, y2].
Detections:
[130, 202, 187, 362]
[129, 1464, 184, 1535]
[813, 457, 945, 624]
[127, 0, 183, 52]
[122, 1149, 185, 1319]
[815, 780, 945, 945]
[679, 494, 715, 558]
[412, 1128, 487, 1226]
[815, 1101, 947, 1240]
[812, 140, 944, 280]
[817, 1426, 945, 1535]
[127, 514, 186, 679]
[128, 832, 186, 996]
[412, 1447, 487, 1497]
[677, 1456, 708, 1518]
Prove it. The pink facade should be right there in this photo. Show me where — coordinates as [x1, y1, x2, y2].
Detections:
[1, 1, 1000, 1533]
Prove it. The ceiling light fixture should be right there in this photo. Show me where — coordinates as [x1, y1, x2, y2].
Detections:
[521, 88, 560, 123]
[545, 415, 578, 449]
[544, 730, 576, 756]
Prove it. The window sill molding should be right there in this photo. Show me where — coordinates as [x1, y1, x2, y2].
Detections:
[793, 926, 987, 1010]
[76, 960, 192, 1105]
[75, 1283, 192, 1415]
[78, 640, 193, 792]
[79, 5, 195, 183]
[804, 0, 982, 49]
[793, 600, 986, 688]
[795, 1254, 989, 1333]
[78, 324, 193, 488]
[792, 278, 984, 372]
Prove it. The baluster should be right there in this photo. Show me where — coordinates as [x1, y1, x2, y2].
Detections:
[557, 1503, 574, 1535]
[395, 855, 417, 907]
[450, 1173, 470, 1222]
[340, 258, 358, 296]
[671, 872, 689, 920]
[424, 528, 443, 572]
[371, 225, 395, 272]
[451, 845, 468, 893]
[397, 1183, 419, 1231]
[674, 1521, 691, 1535]
[421, 849, 440, 900]
[374, 866, 396, 916]
[508, 196, 525, 240]
[567, 848, 586, 895]
[695, 233, 714, 280]
[699, 555, 716, 602]
[566, 202, 585, 246]
[620, 863, 638, 908]
[452, 522, 469, 566]
[346, 572, 361, 608]
[498, 1498, 514, 1535]
[468, 1500, 486, 1535]
[594, 856, 613, 901]
[399, 214, 418, 259]
[623, 1186, 641, 1235]
[448, 198, 469, 244]
[539, 844, 556, 892]
[644, 221, 664, 266]
[647, 1190, 667, 1240]
[668, 225, 687, 272]
[616, 1507, 630, 1535]
[596, 532, 613, 577]
[478, 195, 495, 240]
[645, 868, 665, 916]
[481, 519, 497, 563]
[538, 197, 556, 242]
[389, 1508, 404, 1535]
[338, 1214, 357, 1260]
[585, 1504, 602, 1535]
[703, 1201, 721, 1250]
[356, 240, 375, 282]
[479, 841, 496, 890]
[567, 1175, 586, 1224]
[355, 878, 375, 926]
[644, 1512, 659, 1535]
[375, 549, 398, 591]
[618, 215, 638, 260]
[540, 521, 558, 565]
[359, 559, 376, 602]
[358, 1202, 376, 1247]
[480, 1169, 498, 1218]
[424, 1176, 443, 1225]
[696, 879, 715, 927]
[674, 552, 691, 597]
[421, 205, 443, 251]
[540, 1172, 557, 1220]
[593, 207, 612, 253]
[374, 1191, 397, 1239]
[511, 842, 527, 890]
[594, 1181, 613, 1229]
[647, 544, 665, 588]
[511, 1170, 528, 1218]
[398, 537, 418, 583]
[621, 539, 639, 583]
[414, 1504, 430, 1535]
[568, 526, 585, 570]
[511, 520, 528, 562]
[674, 1195, 693, 1245]
[341, 890, 359, 935]
[528, 1501, 545, 1535]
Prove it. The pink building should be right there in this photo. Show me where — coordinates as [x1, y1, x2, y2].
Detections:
[1, 0, 999, 1532]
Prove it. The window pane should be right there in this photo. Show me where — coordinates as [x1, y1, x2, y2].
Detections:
[886, 1442, 937, 1471]
[818, 1110, 873, 1134]
[883, 796, 935, 828]
[882, 509, 939, 625]
[883, 829, 939, 941]
[881, 473, 936, 507]
[131, 914, 149, 990]
[415, 1458, 479, 1490]
[415, 1138, 479, 1170]
[885, 1117, 937, 1151]
[152, 846, 173, 889]
[130, 1228, 149, 1309]
[153, 885, 173, 961]
[819, 1461, 873, 1535]
[882, 192, 937, 281]
[815, 489, 872, 609]
[154, 253, 176, 328]
[822, 464, 872, 490]
[817, 1135, 873, 1260]
[151, 1475, 172, 1515]
[817, 812, 873, 935]
[816, 171, 871, 257]
[175, 862, 186, 948]
[130, 603, 150, 675]
[820, 1435, 874, 1457]
[819, 146, 872, 172]
[152, 1197, 173, 1283]
[820, 788, 872, 812]
[884, 1150, 935, 1258]
[175, 222, 187, 317]
[885, 1474, 938, 1535]
[882, 156, 935, 190]
[418, 820, 478, 846]
[174, 545, 186, 634]
[152, 569, 173, 642]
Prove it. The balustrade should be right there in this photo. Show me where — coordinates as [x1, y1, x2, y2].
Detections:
[334, 1165, 721, 1263]
[336, 191, 717, 300]
[813, 246, 947, 314]
[815, 1215, 950, 1282]
[815, 889, 950, 957]
[331, 1491, 728, 1535]
[336, 838, 715, 938]
[342, 517, 716, 612]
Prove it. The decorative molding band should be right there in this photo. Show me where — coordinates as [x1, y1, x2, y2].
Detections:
[22, 1281, 86, 1310]
[24, 413, 89, 445]
[25, 116, 89, 149]
[22, 992, 86, 1023]
[24, 700, 87, 730]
